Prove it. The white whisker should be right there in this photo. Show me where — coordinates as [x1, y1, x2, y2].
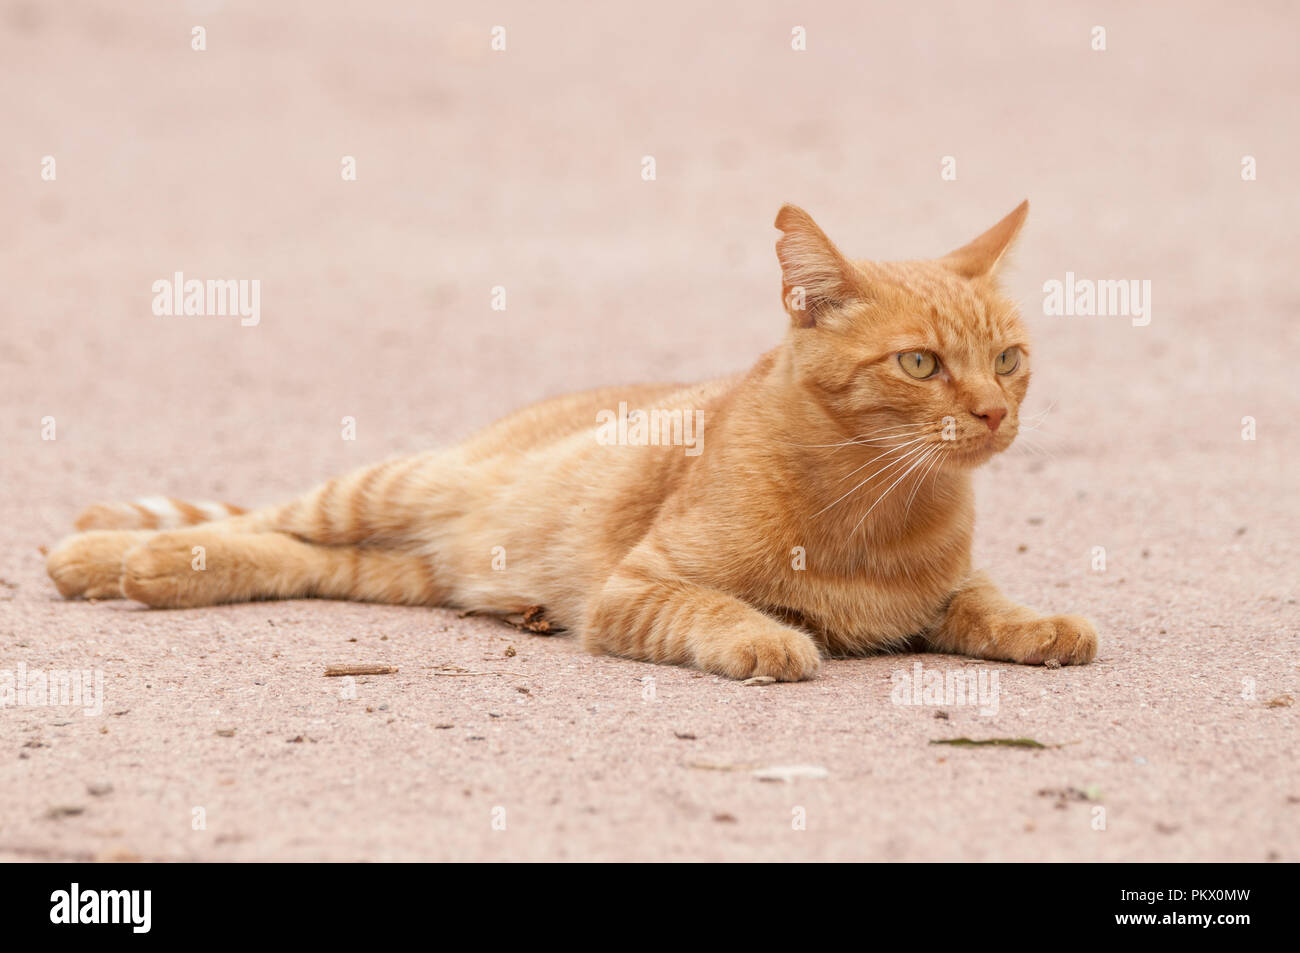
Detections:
[903, 446, 947, 524]
[809, 441, 931, 519]
[834, 434, 934, 484]
[780, 426, 926, 451]
[849, 446, 940, 537]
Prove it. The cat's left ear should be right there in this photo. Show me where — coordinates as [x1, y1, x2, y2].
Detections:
[942, 200, 1029, 280]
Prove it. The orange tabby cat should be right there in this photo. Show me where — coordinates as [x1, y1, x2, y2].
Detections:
[47, 201, 1097, 680]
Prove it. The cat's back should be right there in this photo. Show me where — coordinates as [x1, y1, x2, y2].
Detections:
[456, 377, 739, 463]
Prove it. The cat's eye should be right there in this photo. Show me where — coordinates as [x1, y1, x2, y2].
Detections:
[995, 347, 1021, 375]
[898, 351, 939, 380]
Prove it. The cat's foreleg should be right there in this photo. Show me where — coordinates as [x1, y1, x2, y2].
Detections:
[583, 552, 822, 681]
[925, 570, 1097, 665]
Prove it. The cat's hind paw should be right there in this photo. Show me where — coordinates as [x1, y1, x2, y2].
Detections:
[46, 531, 148, 600]
[120, 533, 213, 608]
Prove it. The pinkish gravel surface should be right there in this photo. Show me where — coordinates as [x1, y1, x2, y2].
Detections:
[0, 1, 1296, 861]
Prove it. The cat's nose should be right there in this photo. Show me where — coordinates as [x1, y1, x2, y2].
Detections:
[972, 407, 1007, 431]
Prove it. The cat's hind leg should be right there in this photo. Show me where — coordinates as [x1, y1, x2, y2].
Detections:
[50, 451, 460, 605]
[118, 528, 444, 609]
[48, 494, 257, 599]
[47, 509, 285, 601]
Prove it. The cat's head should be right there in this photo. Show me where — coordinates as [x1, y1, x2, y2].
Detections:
[774, 201, 1031, 467]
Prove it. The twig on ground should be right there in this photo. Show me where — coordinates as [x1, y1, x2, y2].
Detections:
[324, 665, 398, 677]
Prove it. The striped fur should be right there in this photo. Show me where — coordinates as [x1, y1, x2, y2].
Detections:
[74, 498, 245, 531]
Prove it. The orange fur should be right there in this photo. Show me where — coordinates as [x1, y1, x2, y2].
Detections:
[46, 201, 1097, 679]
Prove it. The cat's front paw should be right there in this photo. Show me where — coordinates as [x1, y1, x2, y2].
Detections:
[994, 613, 1098, 666]
[693, 623, 823, 681]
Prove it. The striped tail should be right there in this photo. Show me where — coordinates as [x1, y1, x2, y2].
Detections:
[74, 497, 246, 531]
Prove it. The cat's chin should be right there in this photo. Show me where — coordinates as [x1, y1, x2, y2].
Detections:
[945, 434, 1015, 468]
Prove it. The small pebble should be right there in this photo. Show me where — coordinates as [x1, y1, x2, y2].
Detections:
[753, 764, 829, 783]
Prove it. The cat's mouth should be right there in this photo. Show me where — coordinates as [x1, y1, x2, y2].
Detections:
[943, 429, 1016, 466]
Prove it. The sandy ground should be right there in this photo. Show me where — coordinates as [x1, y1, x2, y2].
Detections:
[1, 1, 1296, 861]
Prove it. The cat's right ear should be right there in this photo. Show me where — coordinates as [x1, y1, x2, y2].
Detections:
[941, 199, 1029, 280]
[774, 205, 862, 329]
